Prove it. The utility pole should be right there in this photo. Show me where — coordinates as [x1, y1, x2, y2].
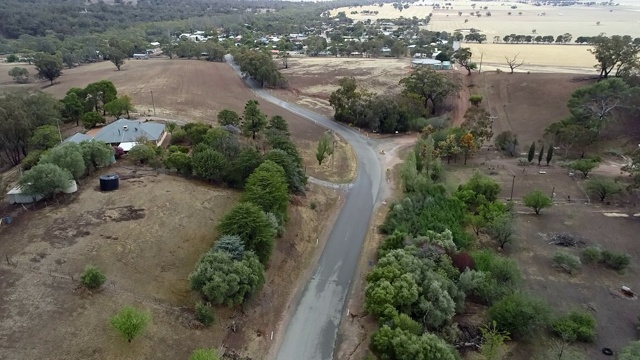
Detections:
[510, 174, 516, 201]
[56, 118, 63, 143]
[150, 90, 156, 116]
[478, 52, 484, 73]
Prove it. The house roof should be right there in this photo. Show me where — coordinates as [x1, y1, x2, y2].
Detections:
[63, 132, 93, 144]
[93, 119, 165, 144]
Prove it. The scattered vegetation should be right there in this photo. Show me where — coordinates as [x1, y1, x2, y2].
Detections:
[552, 310, 597, 342]
[553, 252, 582, 275]
[194, 302, 215, 326]
[523, 189, 553, 215]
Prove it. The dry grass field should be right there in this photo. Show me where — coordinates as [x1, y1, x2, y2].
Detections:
[0, 59, 357, 183]
[272, 57, 411, 117]
[332, 1, 640, 38]
[0, 165, 341, 360]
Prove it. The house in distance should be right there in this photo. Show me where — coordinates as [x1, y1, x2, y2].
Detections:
[64, 119, 167, 152]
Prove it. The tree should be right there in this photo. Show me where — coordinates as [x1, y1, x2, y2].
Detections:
[452, 47, 474, 76]
[217, 202, 275, 264]
[588, 35, 640, 78]
[81, 265, 107, 289]
[226, 147, 263, 189]
[33, 52, 62, 85]
[62, 92, 85, 126]
[480, 321, 510, 360]
[8, 67, 29, 83]
[570, 159, 598, 177]
[183, 122, 211, 145]
[19, 163, 72, 199]
[460, 133, 477, 165]
[552, 310, 596, 343]
[268, 115, 289, 135]
[264, 149, 306, 193]
[30, 125, 60, 150]
[399, 67, 460, 115]
[189, 250, 265, 306]
[189, 348, 221, 360]
[316, 132, 334, 165]
[104, 95, 135, 119]
[82, 111, 104, 129]
[79, 140, 114, 174]
[523, 190, 553, 215]
[242, 100, 267, 140]
[127, 144, 157, 165]
[192, 149, 227, 182]
[109, 49, 127, 70]
[505, 53, 524, 74]
[527, 142, 536, 163]
[489, 293, 548, 338]
[85, 80, 118, 116]
[39, 142, 86, 180]
[164, 151, 192, 175]
[110, 306, 151, 343]
[462, 107, 494, 145]
[567, 78, 633, 136]
[371, 325, 458, 360]
[235, 50, 285, 88]
[546, 144, 554, 166]
[217, 109, 240, 126]
[242, 160, 290, 218]
[545, 120, 594, 157]
[537, 144, 544, 166]
[487, 213, 515, 248]
[586, 177, 624, 202]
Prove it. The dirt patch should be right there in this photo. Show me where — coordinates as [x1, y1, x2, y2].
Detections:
[0, 162, 341, 360]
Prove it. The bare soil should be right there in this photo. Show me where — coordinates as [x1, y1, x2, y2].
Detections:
[0, 163, 341, 359]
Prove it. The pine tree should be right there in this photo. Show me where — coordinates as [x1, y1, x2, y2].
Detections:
[538, 144, 544, 166]
[546, 144, 554, 166]
[527, 142, 536, 163]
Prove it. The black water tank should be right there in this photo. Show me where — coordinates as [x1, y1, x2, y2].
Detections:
[99, 174, 120, 191]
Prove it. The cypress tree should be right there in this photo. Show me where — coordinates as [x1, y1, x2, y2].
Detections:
[546, 144, 554, 166]
[538, 144, 545, 166]
[527, 142, 536, 163]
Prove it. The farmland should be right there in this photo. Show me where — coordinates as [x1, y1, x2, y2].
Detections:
[331, 1, 640, 38]
[0, 164, 342, 360]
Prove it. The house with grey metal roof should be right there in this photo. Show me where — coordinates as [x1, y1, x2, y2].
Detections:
[62, 119, 166, 152]
[62, 132, 93, 144]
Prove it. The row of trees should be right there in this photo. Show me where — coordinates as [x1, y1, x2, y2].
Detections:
[162, 39, 226, 61]
[61, 80, 135, 129]
[233, 49, 286, 88]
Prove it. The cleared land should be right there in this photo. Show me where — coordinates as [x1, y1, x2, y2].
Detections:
[272, 57, 411, 118]
[331, 1, 640, 38]
[0, 165, 342, 359]
[0, 59, 357, 183]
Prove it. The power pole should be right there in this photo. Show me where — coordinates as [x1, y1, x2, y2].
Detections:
[150, 90, 156, 116]
[510, 175, 516, 201]
[479, 52, 484, 73]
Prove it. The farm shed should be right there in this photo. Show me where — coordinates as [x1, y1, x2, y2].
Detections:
[411, 58, 442, 69]
[6, 180, 77, 204]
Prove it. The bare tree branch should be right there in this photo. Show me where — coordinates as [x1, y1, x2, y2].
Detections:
[505, 53, 525, 74]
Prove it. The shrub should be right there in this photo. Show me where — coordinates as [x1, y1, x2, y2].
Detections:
[570, 159, 598, 178]
[195, 301, 215, 326]
[110, 306, 151, 343]
[127, 144, 157, 164]
[171, 128, 187, 144]
[473, 250, 521, 304]
[310, 201, 317, 210]
[82, 111, 104, 129]
[553, 252, 582, 275]
[39, 142, 86, 180]
[168, 145, 190, 153]
[81, 265, 106, 289]
[242, 160, 290, 219]
[22, 150, 45, 170]
[552, 310, 596, 342]
[581, 246, 602, 264]
[371, 325, 458, 360]
[489, 293, 548, 338]
[189, 348, 220, 360]
[620, 341, 640, 360]
[586, 177, 624, 202]
[164, 151, 192, 175]
[601, 250, 630, 271]
[494, 131, 518, 156]
[213, 234, 245, 260]
[217, 202, 275, 264]
[19, 163, 72, 199]
[469, 94, 483, 107]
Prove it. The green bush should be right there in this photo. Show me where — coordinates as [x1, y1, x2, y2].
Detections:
[22, 149, 45, 170]
[127, 144, 157, 164]
[601, 250, 630, 271]
[168, 145, 190, 153]
[195, 301, 215, 326]
[189, 348, 220, 360]
[488, 293, 549, 338]
[553, 252, 582, 275]
[472, 250, 521, 304]
[620, 340, 640, 360]
[80, 265, 106, 289]
[581, 246, 602, 264]
[110, 306, 151, 343]
[170, 128, 187, 144]
[552, 310, 596, 342]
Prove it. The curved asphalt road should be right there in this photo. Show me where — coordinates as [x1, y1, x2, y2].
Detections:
[225, 56, 384, 360]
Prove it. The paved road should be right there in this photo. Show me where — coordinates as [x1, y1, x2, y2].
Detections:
[225, 56, 384, 360]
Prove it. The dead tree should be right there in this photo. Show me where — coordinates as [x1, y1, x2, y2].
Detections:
[505, 53, 524, 74]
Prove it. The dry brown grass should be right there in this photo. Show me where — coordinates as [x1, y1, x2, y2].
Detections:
[0, 164, 341, 360]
